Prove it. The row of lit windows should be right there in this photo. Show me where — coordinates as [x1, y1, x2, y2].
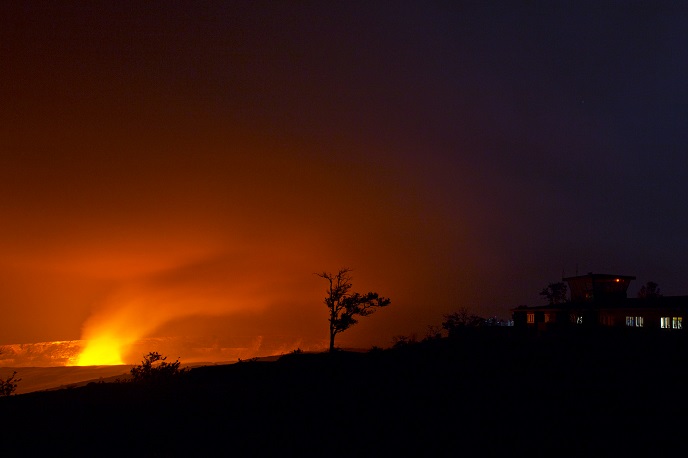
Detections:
[660, 317, 683, 329]
[625, 316, 683, 329]
[526, 313, 683, 329]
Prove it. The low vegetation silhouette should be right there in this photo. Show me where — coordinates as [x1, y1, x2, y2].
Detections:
[317, 268, 391, 352]
[130, 352, 187, 383]
[4, 303, 688, 456]
[391, 334, 417, 349]
[442, 307, 486, 336]
[388, 308, 508, 345]
[0, 371, 20, 397]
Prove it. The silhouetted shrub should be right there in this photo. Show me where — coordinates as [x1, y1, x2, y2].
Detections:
[392, 334, 417, 349]
[0, 371, 21, 396]
[442, 308, 485, 337]
[130, 352, 186, 383]
[424, 324, 444, 341]
[237, 357, 259, 363]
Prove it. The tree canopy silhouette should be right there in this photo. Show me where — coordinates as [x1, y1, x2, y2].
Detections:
[540, 282, 568, 305]
[130, 352, 186, 383]
[317, 268, 391, 352]
[638, 281, 662, 299]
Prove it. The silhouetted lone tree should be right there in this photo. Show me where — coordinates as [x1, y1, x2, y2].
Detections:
[317, 268, 391, 352]
[540, 282, 568, 305]
[638, 281, 662, 299]
[130, 352, 186, 383]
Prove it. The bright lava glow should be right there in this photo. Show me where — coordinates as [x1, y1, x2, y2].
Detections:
[76, 337, 124, 366]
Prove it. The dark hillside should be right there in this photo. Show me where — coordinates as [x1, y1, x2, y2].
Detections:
[3, 329, 687, 456]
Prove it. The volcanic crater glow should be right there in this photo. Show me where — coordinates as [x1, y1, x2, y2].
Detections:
[76, 336, 124, 366]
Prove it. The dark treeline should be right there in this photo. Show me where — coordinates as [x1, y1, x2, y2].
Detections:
[2, 328, 688, 456]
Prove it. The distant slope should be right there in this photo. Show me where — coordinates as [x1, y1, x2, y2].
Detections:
[0, 365, 134, 394]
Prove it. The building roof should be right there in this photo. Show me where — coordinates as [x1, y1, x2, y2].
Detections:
[563, 272, 636, 303]
[562, 273, 636, 282]
[511, 295, 688, 312]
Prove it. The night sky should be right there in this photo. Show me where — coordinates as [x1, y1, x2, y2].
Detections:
[1, 2, 687, 361]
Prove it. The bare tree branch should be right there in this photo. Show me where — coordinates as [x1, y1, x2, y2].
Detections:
[317, 268, 391, 352]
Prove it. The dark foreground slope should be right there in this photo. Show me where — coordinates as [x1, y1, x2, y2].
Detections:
[3, 328, 688, 456]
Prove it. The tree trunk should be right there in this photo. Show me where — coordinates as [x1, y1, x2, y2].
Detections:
[329, 323, 335, 352]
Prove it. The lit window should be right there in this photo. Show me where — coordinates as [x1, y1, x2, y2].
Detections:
[527, 313, 534, 324]
[576, 316, 583, 325]
[627, 316, 644, 327]
[544, 313, 551, 323]
[673, 317, 682, 330]
[661, 317, 671, 329]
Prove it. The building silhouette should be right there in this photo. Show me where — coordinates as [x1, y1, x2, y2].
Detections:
[513, 273, 686, 330]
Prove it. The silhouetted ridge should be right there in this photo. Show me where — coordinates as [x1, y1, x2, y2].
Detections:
[3, 330, 688, 456]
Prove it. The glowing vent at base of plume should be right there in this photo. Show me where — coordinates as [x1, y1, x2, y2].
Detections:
[76, 337, 124, 366]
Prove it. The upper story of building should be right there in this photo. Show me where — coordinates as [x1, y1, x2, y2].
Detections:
[564, 273, 636, 303]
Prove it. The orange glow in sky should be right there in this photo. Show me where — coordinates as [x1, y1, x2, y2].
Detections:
[0, 3, 527, 364]
[8, 2, 676, 366]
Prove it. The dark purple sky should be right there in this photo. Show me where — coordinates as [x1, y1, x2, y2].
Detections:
[1, 2, 687, 357]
